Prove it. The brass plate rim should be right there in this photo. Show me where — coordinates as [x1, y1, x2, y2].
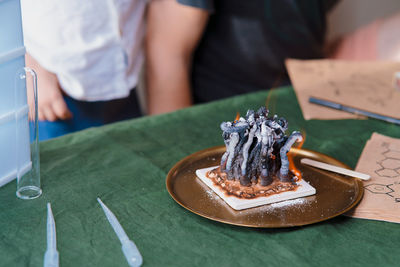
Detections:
[166, 146, 364, 228]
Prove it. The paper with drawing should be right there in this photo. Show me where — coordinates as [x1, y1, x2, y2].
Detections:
[347, 133, 400, 223]
[286, 59, 400, 120]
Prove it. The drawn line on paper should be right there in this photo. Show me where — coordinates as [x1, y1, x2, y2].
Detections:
[365, 182, 400, 202]
[375, 147, 400, 178]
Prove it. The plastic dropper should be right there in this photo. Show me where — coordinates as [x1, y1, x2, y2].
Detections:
[44, 203, 59, 267]
[97, 198, 143, 267]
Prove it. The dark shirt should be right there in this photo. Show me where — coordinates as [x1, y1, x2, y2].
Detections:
[177, 0, 338, 103]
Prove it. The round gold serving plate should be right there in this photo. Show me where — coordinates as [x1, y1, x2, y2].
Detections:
[166, 146, 363, 228]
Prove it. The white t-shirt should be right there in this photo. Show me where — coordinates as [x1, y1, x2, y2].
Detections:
[21, 0, 147, 101]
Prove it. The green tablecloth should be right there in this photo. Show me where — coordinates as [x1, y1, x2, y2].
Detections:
[1, 87, 399, 266]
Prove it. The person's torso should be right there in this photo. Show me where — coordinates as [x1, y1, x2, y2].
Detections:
[192, 0, 337, 103]
[22, 0, 147, 101]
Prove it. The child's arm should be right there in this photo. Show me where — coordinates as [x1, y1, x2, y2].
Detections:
[146, 0, 210, 115]
[25, 53, 72, 121]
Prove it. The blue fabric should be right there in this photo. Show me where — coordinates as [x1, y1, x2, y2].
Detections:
[39, 89, 142, 140]
[177, 0, 215, 12]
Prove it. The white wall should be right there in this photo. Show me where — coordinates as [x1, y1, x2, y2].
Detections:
[327, 0, 400, 40]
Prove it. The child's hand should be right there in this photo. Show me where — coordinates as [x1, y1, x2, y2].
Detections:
[26, 53, 73, 121]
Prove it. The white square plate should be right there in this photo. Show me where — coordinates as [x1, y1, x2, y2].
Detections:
[196, 166, 316, 210]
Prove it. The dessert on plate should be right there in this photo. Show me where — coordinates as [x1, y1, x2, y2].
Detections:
[196, 107, 316, 210]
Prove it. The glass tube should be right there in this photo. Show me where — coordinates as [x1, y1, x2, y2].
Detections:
[15, 67, 41, 199]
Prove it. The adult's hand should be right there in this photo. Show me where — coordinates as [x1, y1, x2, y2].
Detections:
[25, 53, 72, 121]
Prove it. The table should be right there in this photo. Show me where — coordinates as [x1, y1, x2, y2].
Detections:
[1, 86, 399, 266]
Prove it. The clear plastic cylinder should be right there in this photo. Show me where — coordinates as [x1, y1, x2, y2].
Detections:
[15, 67, 41, 199]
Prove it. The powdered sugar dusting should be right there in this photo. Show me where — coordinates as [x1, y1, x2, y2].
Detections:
[256, 197, 314, 214]
[270, 197, 307, 209]
[205, 189, 220, 202]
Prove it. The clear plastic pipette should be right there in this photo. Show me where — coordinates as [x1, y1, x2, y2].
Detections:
[44, 203, 59, 267]
[97, 198, 143, 267]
